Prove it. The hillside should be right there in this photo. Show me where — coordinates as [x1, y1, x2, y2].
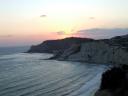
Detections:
[27, 34, 128, 64]
[27, 37, 94, 53]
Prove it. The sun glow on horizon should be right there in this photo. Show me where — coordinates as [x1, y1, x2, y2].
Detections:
[0, 0, 128, 46]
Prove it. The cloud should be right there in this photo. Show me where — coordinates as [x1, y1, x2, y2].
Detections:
[40, 15, 47, 18]
[0, 35, 13, 38]
[75, 28, 128, 39]
[56, 31, 65, 35]
[89, 17, 95, 20]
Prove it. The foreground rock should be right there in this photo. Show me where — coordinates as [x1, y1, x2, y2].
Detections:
[95, 65, 128, 96]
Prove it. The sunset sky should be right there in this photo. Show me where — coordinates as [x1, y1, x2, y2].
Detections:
[0, 0, 128, 47]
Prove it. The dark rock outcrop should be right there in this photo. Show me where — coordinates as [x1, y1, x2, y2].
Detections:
[27, 37, 93, 53]
[95, 65, 128, 96]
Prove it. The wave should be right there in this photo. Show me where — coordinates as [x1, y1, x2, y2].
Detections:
[0, 53, 107, 96]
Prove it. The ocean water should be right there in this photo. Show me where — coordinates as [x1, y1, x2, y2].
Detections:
[0, 47, 107, 96]
[0, 46, 29, 55]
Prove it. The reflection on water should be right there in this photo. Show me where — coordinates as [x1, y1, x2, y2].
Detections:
[0, 53, 107, 96]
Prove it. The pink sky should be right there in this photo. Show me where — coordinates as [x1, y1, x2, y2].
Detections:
[0, 0, 128, 47]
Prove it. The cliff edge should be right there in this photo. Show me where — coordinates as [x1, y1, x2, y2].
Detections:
[57, 41, 128, 64]
[27, 37, 93, 53]
[27, 34, 128, 65]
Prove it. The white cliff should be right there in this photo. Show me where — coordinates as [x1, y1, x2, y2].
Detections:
[58, 41, 128, 65]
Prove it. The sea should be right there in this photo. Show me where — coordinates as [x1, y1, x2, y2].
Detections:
[0, 46, 108, 96]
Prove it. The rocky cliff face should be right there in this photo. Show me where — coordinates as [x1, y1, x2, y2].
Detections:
[27, 37, 93, 53]
[57, 41, 128, 64]
[27, 34, 128, 65]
